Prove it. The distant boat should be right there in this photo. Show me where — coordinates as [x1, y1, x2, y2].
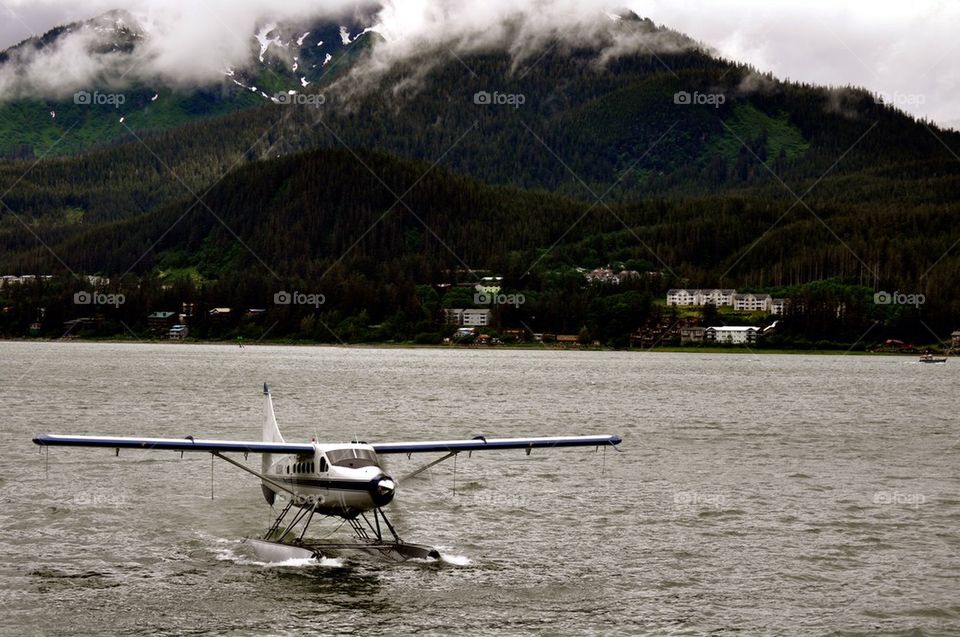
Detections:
[919, 354, 947, 364]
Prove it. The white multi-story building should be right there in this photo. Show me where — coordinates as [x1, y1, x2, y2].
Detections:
[702, 289, 736, 306]
[666, 289, 699, 306]
[666, 289, 736, 307]
[733, 293, 772, 312]
[443, 308, 492, 327]
[704, 326, 759, 344]
[770, 298, 787, 315]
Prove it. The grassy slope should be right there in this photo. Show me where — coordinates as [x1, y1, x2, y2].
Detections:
[709, 103, 810, 161]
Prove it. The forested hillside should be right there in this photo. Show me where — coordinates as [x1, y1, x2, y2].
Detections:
[2, 146, 956, 345]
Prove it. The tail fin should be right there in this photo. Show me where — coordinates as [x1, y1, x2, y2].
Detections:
[262, 383, 284, 444]
[261, 383, 283, 505]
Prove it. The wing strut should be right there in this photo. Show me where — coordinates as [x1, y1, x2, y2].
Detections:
[212, 452, 297, 497]
[399, 451, 457, 482]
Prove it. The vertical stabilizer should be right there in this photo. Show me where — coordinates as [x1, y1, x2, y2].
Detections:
[262, 383, 284, 444]
[261, 383, 283, 504]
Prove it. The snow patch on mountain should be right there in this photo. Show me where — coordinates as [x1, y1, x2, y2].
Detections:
[255, 23, 282, 63]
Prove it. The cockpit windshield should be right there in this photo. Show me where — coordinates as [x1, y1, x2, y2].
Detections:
[326, 448, 379, 468]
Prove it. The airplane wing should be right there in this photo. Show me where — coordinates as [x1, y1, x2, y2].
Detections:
[32, 433, 622, 455]
[370, 434, 621, 455]
[32, 433, 315, 455]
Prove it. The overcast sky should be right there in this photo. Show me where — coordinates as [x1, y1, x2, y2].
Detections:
[1, 0, 957, 128]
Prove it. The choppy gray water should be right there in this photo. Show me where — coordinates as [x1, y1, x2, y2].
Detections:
[0, 342, 957, 636]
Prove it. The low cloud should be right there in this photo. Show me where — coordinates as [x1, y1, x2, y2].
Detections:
[0, 0, 957, 128]
[0, 0, 372, 98]
[638, 0, 960, 128]
[340, 1, 694, 98]
[0, 0, 693, 102]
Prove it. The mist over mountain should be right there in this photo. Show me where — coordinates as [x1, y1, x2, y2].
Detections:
[0, 2, 376, 96]
[0, 2, 695, 103]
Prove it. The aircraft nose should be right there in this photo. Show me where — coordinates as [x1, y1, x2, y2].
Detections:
[370, 474, 396, 507]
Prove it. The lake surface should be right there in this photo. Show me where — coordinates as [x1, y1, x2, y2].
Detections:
[0, 342, 957, 636]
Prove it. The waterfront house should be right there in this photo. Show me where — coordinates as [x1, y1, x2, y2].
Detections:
[147, 311, 177, 330]
[443, 308, 492, 327]
[705, 326, 759, 344]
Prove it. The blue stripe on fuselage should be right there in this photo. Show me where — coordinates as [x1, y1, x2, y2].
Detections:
[277, 477, 371, 491]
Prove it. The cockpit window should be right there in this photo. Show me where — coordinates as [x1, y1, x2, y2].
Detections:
[326, 448, 379, 468]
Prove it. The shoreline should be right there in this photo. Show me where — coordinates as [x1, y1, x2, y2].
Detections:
[0, 337, 945, 356]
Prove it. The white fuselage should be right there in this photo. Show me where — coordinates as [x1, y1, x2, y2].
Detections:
[263, 443, 396, 517]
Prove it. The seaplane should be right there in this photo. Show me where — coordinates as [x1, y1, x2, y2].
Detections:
[33, 384, 622, 563]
